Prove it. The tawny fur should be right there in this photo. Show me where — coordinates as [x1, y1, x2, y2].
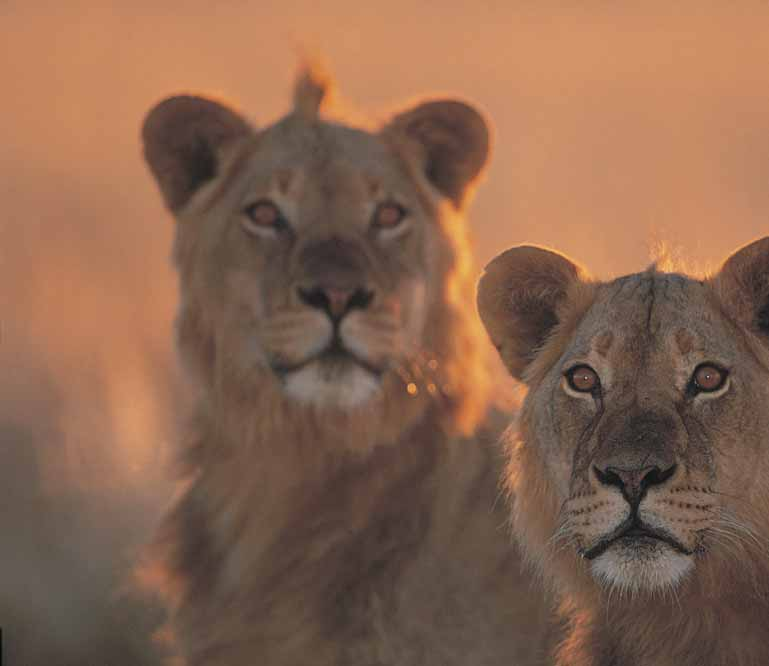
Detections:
[140, 68, 553, 665]
[478, 238, 769, 666]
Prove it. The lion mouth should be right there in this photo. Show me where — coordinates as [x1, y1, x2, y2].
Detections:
[271, 338, 385, 379]
[582, 519, 692, 561]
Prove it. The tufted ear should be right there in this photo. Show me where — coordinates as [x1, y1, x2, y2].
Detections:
[477, 245, 584, 382]
[142, 95, 253, 212]
[383, 100, 490, 209]
[710, 236, 769, 340]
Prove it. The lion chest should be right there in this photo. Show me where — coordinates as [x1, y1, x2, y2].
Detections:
[173, 429, 549, 666]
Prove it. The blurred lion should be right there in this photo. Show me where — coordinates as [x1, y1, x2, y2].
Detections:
[140, 66, 551, 665]
[478, 237, 769, 666]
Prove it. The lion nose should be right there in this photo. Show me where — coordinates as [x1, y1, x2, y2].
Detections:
[297, 285, 374, 320]
[593, 464, 677, 506]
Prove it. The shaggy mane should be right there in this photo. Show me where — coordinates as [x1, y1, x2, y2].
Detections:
[293, 60, 333, 121]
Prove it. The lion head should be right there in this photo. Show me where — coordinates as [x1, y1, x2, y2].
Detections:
[142, 67, 491, 455]
[478, 238, 769, 601]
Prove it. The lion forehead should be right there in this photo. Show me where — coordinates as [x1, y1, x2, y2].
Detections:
[564, 274, 739, 368]
[207, 125, 422, 233]
[249, 121, 406, 183]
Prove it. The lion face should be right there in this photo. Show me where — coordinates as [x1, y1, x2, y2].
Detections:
[478, 239, 769, 596]
[523, 274, 769, 593]
[143, 72, 488, 412]
[182, 126, 433, 408]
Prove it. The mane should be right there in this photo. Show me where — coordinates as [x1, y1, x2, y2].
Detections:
[292, 60, 332, 121]
[647, 238, 709, 277]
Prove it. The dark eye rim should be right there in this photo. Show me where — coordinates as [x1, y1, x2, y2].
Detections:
[689, 362, 729, 394]
[241, 199, 290, 233]
[564, 364, 601, 394]
[371, 201, 409, 230]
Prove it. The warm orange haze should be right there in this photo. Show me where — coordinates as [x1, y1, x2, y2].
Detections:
[2, 1, 769, 662]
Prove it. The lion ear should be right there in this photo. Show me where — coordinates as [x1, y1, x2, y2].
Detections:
[477, 245, 584, 382]
[383, 100, 490, 209]
[710, 236, 769, 339]
[142, 95, 253, 211]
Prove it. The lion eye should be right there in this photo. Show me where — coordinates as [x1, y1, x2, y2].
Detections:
[566, 365, 600, 393]
[692, 363, 728, 393]
[242, 200, 286, 234]
[372, 202, 407, 230]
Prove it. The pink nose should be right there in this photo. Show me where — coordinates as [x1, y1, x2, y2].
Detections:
[325, 288, 354, 317]
[297, 285, 374, 320]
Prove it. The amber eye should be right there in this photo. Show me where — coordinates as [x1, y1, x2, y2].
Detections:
[242, 200, 286, 234]
[566, 365, 600, 393]
[372, 202, 407, 230]
[691, 363, 728, 393]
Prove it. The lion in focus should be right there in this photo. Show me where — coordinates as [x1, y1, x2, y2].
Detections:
[478, 237, 769, 666]
[140, 67, 551, 665]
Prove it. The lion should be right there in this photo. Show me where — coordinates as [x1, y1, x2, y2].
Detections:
[140, 66, 552, 665]
[477, 237, 769, 666]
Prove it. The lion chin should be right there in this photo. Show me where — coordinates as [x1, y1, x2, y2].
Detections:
[280, 353, 383, 408]
[588, 538, 693, 594]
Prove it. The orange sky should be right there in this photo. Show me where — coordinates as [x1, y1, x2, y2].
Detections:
[3, 2, 769, 490]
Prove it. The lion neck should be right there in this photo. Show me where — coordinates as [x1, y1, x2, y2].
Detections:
[162, 285, 494, 620]
[557, 545, 769, 666]
[162, 360, 490, 612]
[178, 352, 487, 483]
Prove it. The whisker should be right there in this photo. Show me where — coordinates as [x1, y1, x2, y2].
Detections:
[719, 519, 767, 551]
[707, 526, 750, 553]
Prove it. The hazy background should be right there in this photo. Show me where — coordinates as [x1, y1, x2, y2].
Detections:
[2, 1, 769, 662]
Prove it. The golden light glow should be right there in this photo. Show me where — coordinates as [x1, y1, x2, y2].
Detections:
[3, 0, 768, 507]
